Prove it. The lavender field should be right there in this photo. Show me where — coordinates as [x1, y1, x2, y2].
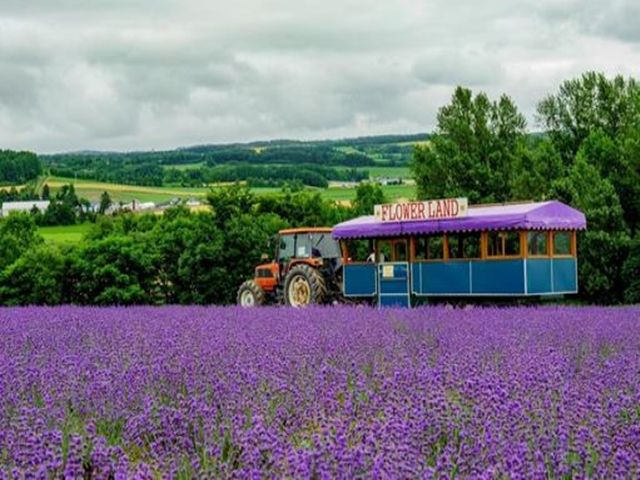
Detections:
[1, 306, 639, 478]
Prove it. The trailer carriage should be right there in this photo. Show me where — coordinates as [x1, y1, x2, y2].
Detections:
[332, 200, 587, 308]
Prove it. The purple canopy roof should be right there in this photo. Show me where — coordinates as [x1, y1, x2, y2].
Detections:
[332, 200, 586, 239]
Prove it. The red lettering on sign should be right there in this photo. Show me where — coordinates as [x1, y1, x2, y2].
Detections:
[451, 199, 459, 217]
[442, 200, 450, 218]
[401, 203, 409, 220]
[375, 198, 467, 222]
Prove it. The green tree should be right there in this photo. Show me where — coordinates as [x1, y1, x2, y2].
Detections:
[41, 184, 50, 200]
[86, 216, 116, 240]
[0, 213, 43, 270]
[411, 87, 527, 203]
[206, 184, 255, 227]
[98, 191, 112, 214]
[42, 202, 76, 226]
[257, 190, 350, 227]
[537, 72, 640, 163]
[66, 235, 158, 305]
[0, 245, 64, 305]
[222, 213, 288, 303]
[510, 138, 565, 201]
[622, 235, 640, 303]
[172, 216, 227, 304]
[538, 73, 640, 233]
[0, 150, 41, 183]
[352, 182, 387, 216]
[151, 209, 228, 304]
[551, 155, 630, 303]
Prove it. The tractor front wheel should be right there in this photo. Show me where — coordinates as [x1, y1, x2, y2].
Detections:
[284, 264, 327, 307]
[237, 280, 266, 307]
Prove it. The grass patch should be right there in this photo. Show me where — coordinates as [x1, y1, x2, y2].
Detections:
[322, 184, 415, 202]
[39, 224, 93, 244]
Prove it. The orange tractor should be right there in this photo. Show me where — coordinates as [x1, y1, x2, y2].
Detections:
[236, 228, 344, 307]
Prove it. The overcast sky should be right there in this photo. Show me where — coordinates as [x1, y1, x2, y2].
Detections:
[1, 0, 639, 153]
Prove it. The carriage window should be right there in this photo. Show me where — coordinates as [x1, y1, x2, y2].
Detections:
[377, 240, 392, 263]
[414, 236, 444, 260]
[528, 231, 549, 256]
[447, 233, 481, 259]
[487, 231, 521, 257]
[553, 231, 572, 256]
[394, 241, 408, 261]
[344, 239, 371, 262]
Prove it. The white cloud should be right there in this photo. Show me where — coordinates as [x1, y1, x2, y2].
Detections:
[0, 0, 638, 152]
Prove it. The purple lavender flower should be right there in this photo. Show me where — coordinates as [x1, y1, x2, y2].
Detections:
[0, 305, 638, 477]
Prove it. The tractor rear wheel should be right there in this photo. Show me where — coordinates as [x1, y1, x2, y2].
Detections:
[237, 280, 266, 307]
[284, 264, 327, 307]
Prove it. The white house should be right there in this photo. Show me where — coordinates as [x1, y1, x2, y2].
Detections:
[0, 200, 50, 218]
[121, 199, 156, 212]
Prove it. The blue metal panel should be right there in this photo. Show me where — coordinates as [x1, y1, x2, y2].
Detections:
[471, 260, 525, 294]
[343, 264, 377, 297]
[411, 263, 422, 292]
[380, 279, 410, 294]
[379, 294, 410, 308]
[378, 262, 410, 308]
[527, 259, 552, 294]
[413, 262, 470, 295]
[553, 258, 577, 292]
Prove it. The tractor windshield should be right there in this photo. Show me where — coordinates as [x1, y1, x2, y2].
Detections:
[278, 234, 295, 261]
[307, 233, 341, 259]
[278, 232, 341, 260]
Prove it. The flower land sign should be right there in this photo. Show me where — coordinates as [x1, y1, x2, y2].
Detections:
[374, 197, 468, 222]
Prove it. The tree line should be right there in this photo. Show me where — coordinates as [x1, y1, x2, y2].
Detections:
[164, 164, 369, 188]
[0, 150, 41, 184]
[43, 135, 421, 188]
[412, 71, 640, 304]
[0, 184, 385, 306]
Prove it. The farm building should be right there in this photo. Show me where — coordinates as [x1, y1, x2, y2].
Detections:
[0, 200, 50, 218]
[121, 199, 156, 212]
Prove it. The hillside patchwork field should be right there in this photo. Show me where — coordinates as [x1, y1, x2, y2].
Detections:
[42, 174, 416, 204]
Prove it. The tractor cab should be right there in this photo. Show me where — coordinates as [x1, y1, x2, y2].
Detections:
[237, 228, 342, 307]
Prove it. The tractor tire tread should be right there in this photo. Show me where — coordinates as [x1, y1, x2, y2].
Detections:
[237, 280, 266, 306]
[284, 264, 327, 306]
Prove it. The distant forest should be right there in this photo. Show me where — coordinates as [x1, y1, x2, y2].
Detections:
[0, 150, 41, 185]
[42, 133, 425, 187]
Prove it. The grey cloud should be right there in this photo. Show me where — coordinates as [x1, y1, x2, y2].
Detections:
[585, 1, 640, 42]
[0, 0, 638, 152]
[412, 50, 504, 86]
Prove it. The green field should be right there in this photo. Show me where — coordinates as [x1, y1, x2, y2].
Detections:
[163, 162, 206, 171]
[44, 176, 211, 203]
[321, 183, 415, 202]
[348, 166, 411, 178]
[41, 176, 415, 204]
[39, 223, 93, 244]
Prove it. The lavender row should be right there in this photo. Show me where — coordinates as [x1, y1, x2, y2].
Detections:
[1, 306, 639, 478]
